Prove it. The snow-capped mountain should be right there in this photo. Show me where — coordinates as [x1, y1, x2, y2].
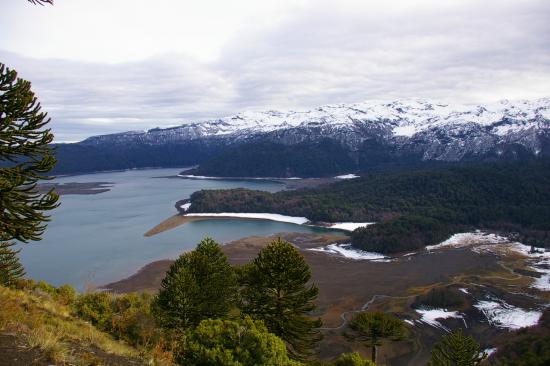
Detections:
[56, 98, 550, 176]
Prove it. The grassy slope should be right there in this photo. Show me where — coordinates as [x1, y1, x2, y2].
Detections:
[0, 285, 166, 365]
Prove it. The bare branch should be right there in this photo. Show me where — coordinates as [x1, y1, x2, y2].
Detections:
[27, 0, 54, 5]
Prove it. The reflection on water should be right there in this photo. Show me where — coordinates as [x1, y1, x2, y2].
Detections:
[19, 168, 328, 290]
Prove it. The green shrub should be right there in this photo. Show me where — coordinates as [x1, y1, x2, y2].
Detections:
[74, 292, 113, 328]
[176, 316, 301, 366]
[31, 281, 77, 306]
[110, 292, 160, 348]
[55, 285, 77, 306]
[331, 352, 374, 366]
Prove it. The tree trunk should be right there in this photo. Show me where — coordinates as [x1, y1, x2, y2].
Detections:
[371, 345, 377, 364]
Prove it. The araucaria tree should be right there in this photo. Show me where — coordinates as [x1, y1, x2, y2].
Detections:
[176, 316, 302, 366]
[0, 63, 59, 286]
[429, 329, 486, 366]
[152, 237, 238, 331]
[0, 242, 25, 286]
[346, 311, 408, 364]
[240, 238, 322, 361]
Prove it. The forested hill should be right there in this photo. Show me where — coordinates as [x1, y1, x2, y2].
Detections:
[188, 160, 550, 253]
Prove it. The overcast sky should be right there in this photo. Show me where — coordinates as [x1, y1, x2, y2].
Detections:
[1, 0, 549, 141]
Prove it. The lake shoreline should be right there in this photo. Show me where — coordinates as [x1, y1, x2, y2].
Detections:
[144, 212, 370, 238]
[103, 232, 349, 293]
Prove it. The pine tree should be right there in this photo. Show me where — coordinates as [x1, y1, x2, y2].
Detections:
[240, 238, 322, 361]
[429, 329, 486, 366]
[0, 242, 25, 286]
[0, 63, 59, 284]
[345, 312, 408, 364]
[152, 237, 237, 331]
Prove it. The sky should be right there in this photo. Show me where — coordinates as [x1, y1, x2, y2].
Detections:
[1, 0, 549, 142]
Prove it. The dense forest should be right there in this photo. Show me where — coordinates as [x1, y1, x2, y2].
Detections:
[188, 139, 356, 178]
[50, 141, 221, 174]
[188, 159, 550, 253]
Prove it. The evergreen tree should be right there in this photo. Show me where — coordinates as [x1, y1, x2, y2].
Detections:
[152, 237, 237, 331]
[0, 63, 59, 283]
[0, 242, 25, 286]
[345, 312, 408, 364]
[240, 238, 322, 361]
[176, 316, 302, 366]
[429, 329, 486, 366]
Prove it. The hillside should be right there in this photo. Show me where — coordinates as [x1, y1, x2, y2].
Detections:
[0, 282, 169, 365]
[187, 160, 550, 253]
[52, 98, 550, 176]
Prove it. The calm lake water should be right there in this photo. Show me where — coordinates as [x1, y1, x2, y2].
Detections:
[19, 168, 329, 290]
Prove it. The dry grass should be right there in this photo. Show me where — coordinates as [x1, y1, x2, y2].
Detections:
[27, 326, 69, 363]
[0, 285, 143, 364]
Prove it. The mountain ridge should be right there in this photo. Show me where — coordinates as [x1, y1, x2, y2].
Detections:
[53, 98, 550, 176]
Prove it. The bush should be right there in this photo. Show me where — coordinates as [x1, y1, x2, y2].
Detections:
[110, 292, 161, 348]
[19, 280, 77, 306]
[331, 352, 374, 366]
[73, 291, 163, 350]
[175, 316, 301, 366]
[74, 292, 113, 328]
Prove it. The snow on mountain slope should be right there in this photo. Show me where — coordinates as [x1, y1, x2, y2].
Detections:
[77, 98, 550, 163]
[82, 98, 549, 141]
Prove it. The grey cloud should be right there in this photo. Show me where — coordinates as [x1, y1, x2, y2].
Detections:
[1, 0, 549, 141]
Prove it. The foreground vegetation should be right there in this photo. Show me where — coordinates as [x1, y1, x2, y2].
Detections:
[0, 281, 171, 365]
[4, 236, 550, 365]
[189, 159, 550, 253]
[0, 238, 378, 365]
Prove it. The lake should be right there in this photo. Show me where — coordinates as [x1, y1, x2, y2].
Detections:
[18, 168, 330, 290]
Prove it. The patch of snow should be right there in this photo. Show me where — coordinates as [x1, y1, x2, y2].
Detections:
[404, 319, 414, 325]
[532, 273, 550, 291]
[484, 348, 497, 357]
[371, 258, 395, 263]
[507, 243, 550, 259]
[530, 258, 550, 291]
[459, 288, 470, 294]
[307, 243, 386, 260]
[185, 213, 309, 225]
[178, 174, 303, 180]
[180, 203, 191, 211]
[426, 232, 508, 251]
[53, 140, 81, 144]
[178, 174, 221, 180]
[415, 308, 464, 332]
[474, 299, 542, 330]
[328, 222, 375, 231]
[334, 174, 360, 179]
[393, 125, 417, 137]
